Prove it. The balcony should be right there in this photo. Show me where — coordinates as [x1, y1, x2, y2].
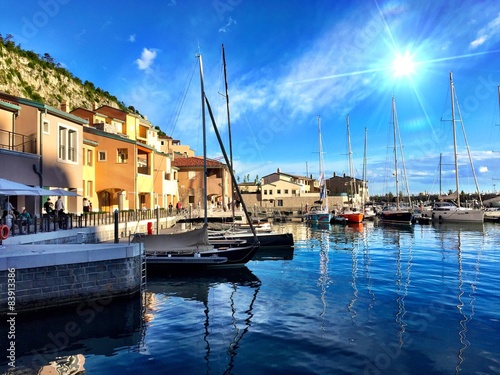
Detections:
[0, 129, 37, 154]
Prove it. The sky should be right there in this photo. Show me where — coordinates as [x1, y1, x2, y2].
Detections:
[2, 0, 500, 196]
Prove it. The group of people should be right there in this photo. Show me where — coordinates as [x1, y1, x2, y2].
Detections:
[44, 196, 67, 229]
[2, 200, 32, 234]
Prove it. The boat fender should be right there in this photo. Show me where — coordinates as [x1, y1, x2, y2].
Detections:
[0, 225, 9, 240]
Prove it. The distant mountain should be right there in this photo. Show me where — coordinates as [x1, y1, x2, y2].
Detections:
[0, 34, 134, 114]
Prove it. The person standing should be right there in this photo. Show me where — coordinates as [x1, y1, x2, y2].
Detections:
[55, 196, 65, 229]
[83, 197, 90, 213]
[55, 196, 65, 215]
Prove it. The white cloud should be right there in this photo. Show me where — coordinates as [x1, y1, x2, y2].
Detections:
[128, 34, 136, 43]
[135, 48, 157, 71]
[479, 166, 489, 173]
[470, 12, 500, 49]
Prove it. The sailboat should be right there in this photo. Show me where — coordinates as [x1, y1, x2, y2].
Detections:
[431, 72, 484, 223]
[304, 116, 332, 224]
[379, 97, 414, 225]
[207, 44, 294, 253]
[144, 54, 259, 270]
[338, 115, 364, 224]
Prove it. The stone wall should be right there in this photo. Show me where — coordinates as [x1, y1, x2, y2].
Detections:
[0, 243, 142, 313]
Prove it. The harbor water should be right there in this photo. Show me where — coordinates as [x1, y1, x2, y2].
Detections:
[1, 221, 499, 374]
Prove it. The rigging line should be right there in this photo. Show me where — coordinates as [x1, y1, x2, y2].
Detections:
[167, 59, 197, 137]
[453, 91, 483, 204]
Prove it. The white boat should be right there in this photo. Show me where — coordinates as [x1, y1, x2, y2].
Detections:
[304, 116, 331, 224]
[379, 97, 413, 225]
[431, 73, 484, 223]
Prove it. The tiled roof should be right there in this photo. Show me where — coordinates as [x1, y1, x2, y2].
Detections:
[172, 156, 225, 168]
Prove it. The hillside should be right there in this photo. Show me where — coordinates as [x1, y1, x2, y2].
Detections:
[0, 34, 130, 113]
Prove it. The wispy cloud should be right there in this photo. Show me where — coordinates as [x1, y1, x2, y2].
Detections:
[470, 12, 500, 49]
[128, 34, 136, 43]
[219, 17, 236, 33]
[135, 48, 157, 71]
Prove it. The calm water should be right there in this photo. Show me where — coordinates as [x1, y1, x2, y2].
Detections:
[1, 221, 500, 374]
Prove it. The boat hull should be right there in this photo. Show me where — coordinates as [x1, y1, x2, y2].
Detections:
[431, 207, 484, 223]
[304, 212, 332, 224]
[210, 232, 294, 249]
[146, 244, 259, 271]
[339, 212, 364, 223]
[379, 210, 413, 225]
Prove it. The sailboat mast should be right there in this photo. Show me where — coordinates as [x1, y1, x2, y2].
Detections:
[198, 54, 208, 226]
[363, 127, 367, 207]
[450, 72, 460, 206]
[346, 114, 356, 204]
[222, 44, 234, 216]
[318, 116, 323, 207]
[392, 97, 400, 208]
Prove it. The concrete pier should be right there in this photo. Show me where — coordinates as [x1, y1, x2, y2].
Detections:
[0, 242, 142, 313]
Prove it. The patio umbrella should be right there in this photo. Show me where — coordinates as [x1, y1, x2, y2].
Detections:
[50, 188, 80, 197]
[0, 178, 49, 196]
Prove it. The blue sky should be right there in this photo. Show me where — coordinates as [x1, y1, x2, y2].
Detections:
[2, 0, 500, 196]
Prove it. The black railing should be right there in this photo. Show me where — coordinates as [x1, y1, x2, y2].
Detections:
[1, 209, 174, 237]
[0, 128, 37, 154]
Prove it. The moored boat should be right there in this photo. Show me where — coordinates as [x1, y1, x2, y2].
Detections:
[430, 73, 484, 223]
[304, 116, 331, 224]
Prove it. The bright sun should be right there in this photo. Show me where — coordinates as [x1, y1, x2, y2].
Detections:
[392, 52, 416, 77]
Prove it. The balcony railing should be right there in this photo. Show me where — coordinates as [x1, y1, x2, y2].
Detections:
[0, 129, 37, 154]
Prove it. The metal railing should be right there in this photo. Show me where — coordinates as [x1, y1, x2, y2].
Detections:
[0, 128, 37, 154]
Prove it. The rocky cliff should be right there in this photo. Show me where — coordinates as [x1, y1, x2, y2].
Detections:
[0, 37, 125, 112]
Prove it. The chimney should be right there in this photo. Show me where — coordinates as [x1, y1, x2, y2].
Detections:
[60, 101, 67, 112]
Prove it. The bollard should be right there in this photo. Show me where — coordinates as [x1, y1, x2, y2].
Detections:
[147, 222, 153, 235]
[114, 209, 119, 243]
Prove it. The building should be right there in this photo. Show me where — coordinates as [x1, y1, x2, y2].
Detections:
[172, 156, 231, 210]
[0, 93, 86, 215]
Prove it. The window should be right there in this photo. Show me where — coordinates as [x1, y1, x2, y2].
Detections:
[285, 189, 289, 194]
[277, 189, 281, 194]
[58, 125, 77, 162]
[269, 190, 273, 195]
[43, 120, 50, 134]
[87, 150, 93, 166]
[277, 200, 283, 207]
[87, 180, 93, 197]
[264, 190, 268, 195]
[117, 148, 128, 163]
[98, 150, 107, 161]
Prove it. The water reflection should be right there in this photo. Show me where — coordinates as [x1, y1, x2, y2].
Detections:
[37, 354, 85, 374]
[145, 267, 261, 375]
[0, 294, 143, 373]
[432, 222, 485, 374]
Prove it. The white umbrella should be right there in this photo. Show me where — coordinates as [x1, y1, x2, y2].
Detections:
[50, 188, 80, 197]
[0, 178, 49, 196]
